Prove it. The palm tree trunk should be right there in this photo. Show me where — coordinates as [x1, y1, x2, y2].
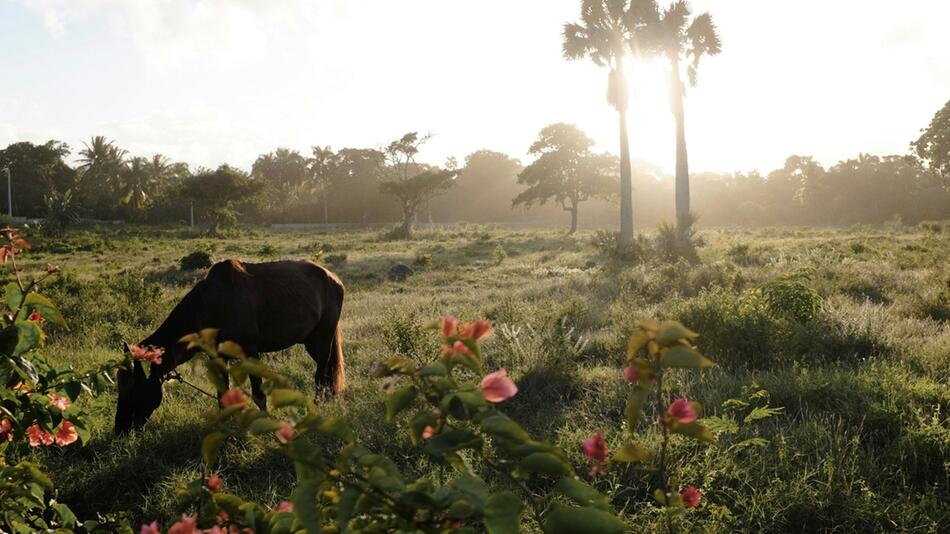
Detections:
[323, 194, 329, 224]
[618, 104, 634, 244]
[672, 68, 690, 230]
[569, 204, 578, 234]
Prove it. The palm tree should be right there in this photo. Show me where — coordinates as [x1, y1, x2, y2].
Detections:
[656, 1, 721, 229]
[563, 0, 655, 244]
[76, 136, 127, 194]
[119, 156, 157, 210]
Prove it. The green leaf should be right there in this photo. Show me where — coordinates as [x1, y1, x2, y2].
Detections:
[204, 359, 229, 393]
[22, 293, 67, 328]
[424, 428, 483, 455]
[626, 328, 650, 358]
[662, 345, 714, 369]
[669, 420, 717, 444]
[624, 385, 650, 432]
[270, 388, 309, 409]
[418, 362, 448, 376]
[293, 479, 321, 534]
[542, 506, 625, 534]
[480, 415, 530, 442]
[408, 410, 438, 445]
[484, 491, 522, 534]
[5, 282, 22, 312]
[63, 381, 82, 402]
[13, 321, 44, 356]
[517, 452, 573, 477]
[613, 442, 651, 463]
[553, 477, 610, 508]
[385, 385, 417, 422]
[202, 431, 226, 466]
[655, 320, 698, 346]
[50, 503, 77, 529]
[744, 405, 784, 423]
[247, 417, 284, 435]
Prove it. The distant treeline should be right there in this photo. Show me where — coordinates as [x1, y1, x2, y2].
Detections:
[0, 137, 946, 229]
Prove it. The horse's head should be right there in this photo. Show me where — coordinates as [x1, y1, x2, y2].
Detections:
[114, 342, 164, 434]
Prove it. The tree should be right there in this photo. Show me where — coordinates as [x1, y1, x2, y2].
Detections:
[912, 99, 950, 189]
[379, 132, 457, 238]
[0, 141, 76, 217]
[251, 148, 310, 214]
[513, 123, 618, 233]
[118, 154, 172, 212]
[308, 146, 340, 224]
[75, 136, 126, 217]
[435, 150, 524, 223]
[654, 1, 721, 229]
[179, 165, 264, 234]
[563, 0, 654, 243]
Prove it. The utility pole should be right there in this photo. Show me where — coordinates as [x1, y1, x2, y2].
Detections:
[3, 167, 10, 217]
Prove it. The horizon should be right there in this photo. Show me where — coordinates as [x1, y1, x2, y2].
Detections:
[1, 0, 948, 174]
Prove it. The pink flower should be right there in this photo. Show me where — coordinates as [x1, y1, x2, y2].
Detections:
[275, 421, 294, 444]
[459, 320, 492, 340]
[0, 418, 13, 442]
[207, 473, 222, 491]
[273, 500, 294, 513]
[48, 392, 70, 411]
[480, 368, 518, 403]
[55, 420, 78, 446]
[168, 514, 198, 534]
[668, 398, 698, 424]
[440, 315, 458, 338]
[129, 344, 165, 365]
[681, 486, 701, 508]
[140, 521, 161, 534]
[581, 432, 608, 463]
[220, 388, 247, 409]
[26, 424, 54, 447]
[622, 366, 639, 383]
[28, 310, 44, 324]
[421, 425, 436, 440]
[202, 527, 223, 534]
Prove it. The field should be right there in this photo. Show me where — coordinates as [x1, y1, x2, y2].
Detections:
[10, 223, 950, 532]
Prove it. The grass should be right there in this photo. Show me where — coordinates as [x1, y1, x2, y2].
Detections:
[10, 223, 950, 531]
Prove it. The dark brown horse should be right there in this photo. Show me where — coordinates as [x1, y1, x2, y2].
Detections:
[114, 259, 345, 434]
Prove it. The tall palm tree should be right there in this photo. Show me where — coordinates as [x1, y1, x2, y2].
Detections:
[656, 1, 721, 229]
[563, 0, 655, 244]
[76, 136, 126, 195]
[119, 156, 157, 210]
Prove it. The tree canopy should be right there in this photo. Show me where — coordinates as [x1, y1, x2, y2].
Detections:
[912, 99, 950, 189]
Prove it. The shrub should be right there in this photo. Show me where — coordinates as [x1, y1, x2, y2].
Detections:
[757, 272, 823, 323]
[654, 215, 702, 265]
[324, 253, 347, 265]
[591, 230, 649, 262]
[179, 250, 214, 271]
[725, 243, 764, 266]
[414, 252, 433, 267]
[493, 244, 507, 265]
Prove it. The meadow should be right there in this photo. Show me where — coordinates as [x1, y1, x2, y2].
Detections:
[10, 222, 949, 532]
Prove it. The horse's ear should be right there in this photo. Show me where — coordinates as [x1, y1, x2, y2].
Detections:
[121, 341, 131, 353]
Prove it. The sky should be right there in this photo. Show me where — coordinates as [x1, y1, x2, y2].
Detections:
[0, 0, 947, 175]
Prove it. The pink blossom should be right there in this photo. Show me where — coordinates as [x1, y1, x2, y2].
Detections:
[668, 398, 698, 424]
[140, 521, 161, 534]
[273, 500, 294, 513]
[581, 432, 608, 463]
[0, 418, 12, 442]
[459, 320, 492, 340]
[622, 366, 639, 383]
[480, 368, 518, 403]
[681, 486, 701, 508]
[28, 310, 44, 324]
[220, 388, 248, 409]
[167, 514, 198, 534]
[55, 420, 78, 446]
[129, 343, 165, 365]
[275, 421, 294, 444]
[421, 425, 436, 440]
[26, 424, 54, 447]
[440, 315, 458, 338]
[207, 473, 222, 491]
[48, 392, 70, 411]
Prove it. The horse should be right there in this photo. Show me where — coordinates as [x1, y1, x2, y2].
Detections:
[114, 259, 345, 434]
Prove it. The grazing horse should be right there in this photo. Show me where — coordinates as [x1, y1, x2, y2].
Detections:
[114, 259, 345, 434]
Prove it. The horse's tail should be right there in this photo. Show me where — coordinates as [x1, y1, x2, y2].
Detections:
[330, 322, 346, 396]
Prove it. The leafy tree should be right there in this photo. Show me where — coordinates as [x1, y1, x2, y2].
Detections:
[435, 150, 525, 223]
[308, 145, 340, 223]
[0, 141, 76, 217]
[379, 132, 457, 238]
[252, 148, 310, 213]
[75, 136, 127, 216]
[563, 0, 654, 243]
[649, 1, 721, 229]
[179, 165, 264, 234]
[118, 156, 162, 211]
[912, 99, 950, 189]
[514, 123, 618, 233]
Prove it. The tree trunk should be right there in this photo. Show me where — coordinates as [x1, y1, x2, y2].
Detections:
[569, 204, 578, 234]
[322, 193, 328, 224]
[672, 64, 690, 231]
[615, 61, 634, 244]
[399, 206, 414, 238]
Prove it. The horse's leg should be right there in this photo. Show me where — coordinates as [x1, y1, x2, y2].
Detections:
[240, 344, 267, 411]
[304, 318, 340, 398]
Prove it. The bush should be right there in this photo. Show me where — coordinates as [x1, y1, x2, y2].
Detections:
[179, 250, 214, 271]
[757, 272, 823, 323]
[654, 215, 702, 265]
[591, 230, 649, 262]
